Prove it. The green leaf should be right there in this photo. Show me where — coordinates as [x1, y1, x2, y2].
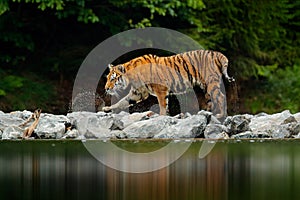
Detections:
[0, 89, 6, 96]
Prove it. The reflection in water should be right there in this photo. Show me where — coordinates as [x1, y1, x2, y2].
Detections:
[0, 140, 299, 200]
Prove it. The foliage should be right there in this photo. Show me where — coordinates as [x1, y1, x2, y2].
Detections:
[0, 75, 24, 96]
[185, 0, 299, 78]
[246, 65, 300, 114]
[0, 71, 56, 111]
[0, 0, 299, 113]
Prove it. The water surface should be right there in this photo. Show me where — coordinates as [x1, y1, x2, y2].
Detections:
[0, 139, 299, 200]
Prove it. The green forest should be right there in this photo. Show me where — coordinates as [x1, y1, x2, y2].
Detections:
[0, 0, 299, 115]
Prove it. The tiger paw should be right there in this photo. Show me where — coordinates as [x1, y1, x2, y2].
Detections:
[102, 106, 112, 112]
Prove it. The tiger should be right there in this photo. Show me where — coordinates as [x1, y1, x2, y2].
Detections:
[102, 50, 234, 119]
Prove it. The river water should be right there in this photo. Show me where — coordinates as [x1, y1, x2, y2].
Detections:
[0, 139, 299, 200]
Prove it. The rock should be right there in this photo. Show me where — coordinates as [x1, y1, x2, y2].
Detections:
[112, 111, 154, 129]
[197, 110, 213, 119]
[224, 114, 252, 135]
[294, 113, 300, 122]
[36, 121, 65, 139]
[67, 111, 123, 132]
[1, 109, 300, 140]
[35, 113, 69, 139]
[75, 135, 86, 140]
[68, 113, 113, 138]
[231, 131, 270, 139]
[124, 116, 177, 138]
[231, 131, 253, 139]
[0, 113, 24, 131]
[68, 111, 112, 129]
[9, 110, 33, 120]
[289, 122, 300, 135]
[249, 110, 297, 138]
[111, 130, 126, 139]
[250, 110, 294, 131]
[62, 129, 79, 139]
[204, 124, 228, 139]
[2, 126, 23, 139]
[85, 126, 111, 139]
[266, 122, 300, 138]
[154, 114, 207, 138]
[268, 124, 291, 138]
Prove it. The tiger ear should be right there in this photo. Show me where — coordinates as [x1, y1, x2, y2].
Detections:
[116, 65, 125, 73]
[108, 64, 113, 70]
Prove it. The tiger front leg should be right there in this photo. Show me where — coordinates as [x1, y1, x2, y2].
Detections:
[102, 96, 130, 112]
[103, 87, 149, 112]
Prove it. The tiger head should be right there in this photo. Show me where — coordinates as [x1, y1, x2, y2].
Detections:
[105, 64, 128, 95]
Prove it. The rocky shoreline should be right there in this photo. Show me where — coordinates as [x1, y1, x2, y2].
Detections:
[0, 110, 300, 140]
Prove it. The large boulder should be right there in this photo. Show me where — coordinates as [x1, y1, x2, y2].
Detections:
[0, 110, 31, 139]
[112, 111, 155, 129]
[1, 126, 24, 139]
[0, 112, 25, 131]
[67, 112, 113, 138]
[204, 124, 229, 139]
[249, 110, 299, 138]
[124, 116, 177, 138]
[35, 113, 69, 139]
[224, 114, 253, 135]
[154, 113, 208, 138]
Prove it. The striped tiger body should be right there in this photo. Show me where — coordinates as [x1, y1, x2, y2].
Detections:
[103, 50, 234, 119]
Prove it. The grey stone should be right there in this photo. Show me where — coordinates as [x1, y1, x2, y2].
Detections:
[154, 114, 207, 138]
[231, 131, 270, 139]
[75, 135, 86, 140]
[249, 110, 297, 138]
[68, 111, 112, 129]
[294, 113, 300, 122]
[197, 110, 213, 118]
[36, 120, 65, 139]
[9, 110, 33, 120]
[124, 116, 177, 138]
[85, 127, 111, 139]
[268, 124, 291, 138]
[68, 111, 123, 132]
[204, 124, 228, 139]
[111, 130, 126, 139]
[69, 114, 113, 138]
[113, 111, 154, 129]
[0, 114, 24, 131]
[34, 113, 69, 139]
[224, 114, 252, 134]
[40, 113, 70, 123]
[2, 126, 23, 139]
[262, 122, 300, 139]
[286, 122, 300, 136]
[62, 129, 79, 139]
[231, 131, 253, 139]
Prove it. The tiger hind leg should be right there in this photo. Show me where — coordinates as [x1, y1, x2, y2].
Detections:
[206, 80, 227, 120]
[152, 84, 169, 115]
